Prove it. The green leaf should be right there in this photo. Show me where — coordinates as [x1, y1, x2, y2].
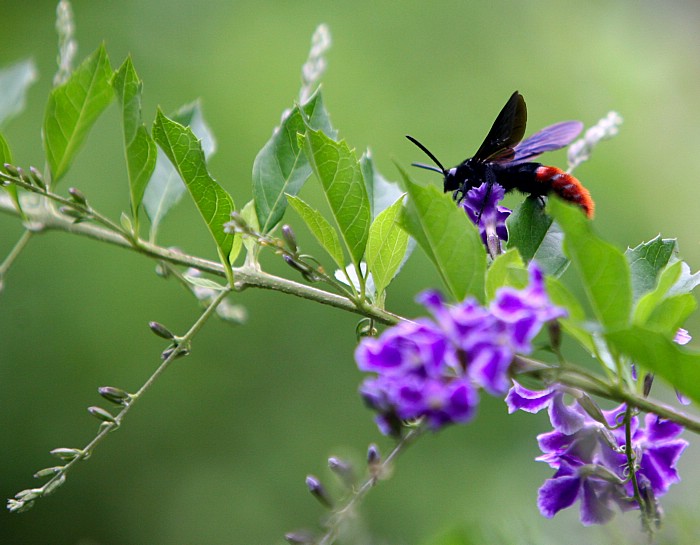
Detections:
[237, 199, 259, 263]
[182, 274, 227, 291]
[302, 129, 371, 266]
[143, 101, 216, 236]
[607, 326, 700, 404]
[546, 275, 594, 353]
[286, 194, 344, 269]
[253, 90, 335, 233]
[152, 109, 234, 258]
[667, 261, 700, 297]
[398, 171, 486, 302]
[360, 150, 403, 220]
[0, 59, 37, 127]
[366, 195, 410, 296]
[43, 44, 114, 184]
[634, 261, 682, 325]
[0, 133, 21, 215]
[626, 236, 677, 301]
[506, 196, 568, 276]
[485, 249, 525, 301]
[550, 198, 631, 330]
[113, 56, 157, 217]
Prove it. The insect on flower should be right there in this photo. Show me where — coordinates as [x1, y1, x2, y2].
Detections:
[406, 91, 594, 219]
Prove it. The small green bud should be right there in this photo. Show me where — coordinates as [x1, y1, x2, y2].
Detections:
[281, 224, 298, 253]
[161, 345, 190, 361]
[33, 466, 63, 479]
[29, 166, 46, 190]
[7, 498, 34, 513]
[68, 187, 88, 206]
[50, 447, 84, 461]
[88, 406, 117, 424]
[120, 212, 133, 233]
[14, 488, 43, 502]
[98, 386, 132, 405]
[3, 163, 19, 177]
[16, 167, 32, 185]
[58, 206, 85, 220]
[149, 321, 175, 340]
[42, 474, 66, 496]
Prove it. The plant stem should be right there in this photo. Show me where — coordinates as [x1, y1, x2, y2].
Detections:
[14, 287, 231, 509]
[0, 229, 33, 278]
[0, 192, 401, 326]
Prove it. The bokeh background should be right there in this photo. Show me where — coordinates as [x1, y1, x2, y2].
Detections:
[2, 1, 700, 544]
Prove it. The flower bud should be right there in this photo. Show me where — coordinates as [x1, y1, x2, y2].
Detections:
[149, 321, 175, 340]
[3, 163, 19, 177]
[305, 475, 333, 508]
[33, 466, 63, 479]
[29, 166, 46, 190]
[98, 386, 131, 405]
[367, 443, 381, 466]
[58, 206, 85, 220]
[88, 406, 117, 424]
[643, 372, 654, 398]
[68, 187, 88, 206]
[283, 255, 313, 276]
[328, 456, 355, 488]
[14, 488, 43, 502]
[42, 474, 66, 496]
[281, 224, 298, 253]
[50, 448, 84, 461]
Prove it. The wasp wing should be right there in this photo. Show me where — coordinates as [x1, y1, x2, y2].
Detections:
[509, 121, 583, 164]
[472, 91, 527, 163]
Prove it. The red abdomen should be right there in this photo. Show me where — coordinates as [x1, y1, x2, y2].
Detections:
[535, 166, 594, 218]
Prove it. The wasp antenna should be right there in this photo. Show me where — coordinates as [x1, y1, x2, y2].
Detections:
[411, 162, 443, 174]
[405, 135, 446, 173]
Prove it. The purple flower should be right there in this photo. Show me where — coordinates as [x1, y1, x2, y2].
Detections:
[532, 402, 688, 526]
[460, 182, 511, 244]
[506, 382, 586, 435]
[355, 262, 564, 435]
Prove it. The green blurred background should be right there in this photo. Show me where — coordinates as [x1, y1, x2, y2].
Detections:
[2, 1, 700, 544]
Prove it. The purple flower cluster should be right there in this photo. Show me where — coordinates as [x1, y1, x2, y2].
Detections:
[355, 263, 565, 435]
[507, 382, 688, 525]
[460, 182, 511, 244]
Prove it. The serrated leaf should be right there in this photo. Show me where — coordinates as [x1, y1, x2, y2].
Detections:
[253, 90, 335, 233]
[143, 101, 216, 236]
[550, 198, 631, 330]
[366, 196, 409, 296]
[43, 45, 114, 184]
[113, 56, 156, 216]
[0, 133, 21, 215]
[398, 171, 486, 302]
[626, 236, 677, 301]
[152, 110, 234, 257]
[0, 59, 37, 127]
[607, 326, 700, 404]
[286, 194, 344, 268]
[302, 129, 370, 266]
[485, 249, 525, 300]
[506, 196, 568, 276]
